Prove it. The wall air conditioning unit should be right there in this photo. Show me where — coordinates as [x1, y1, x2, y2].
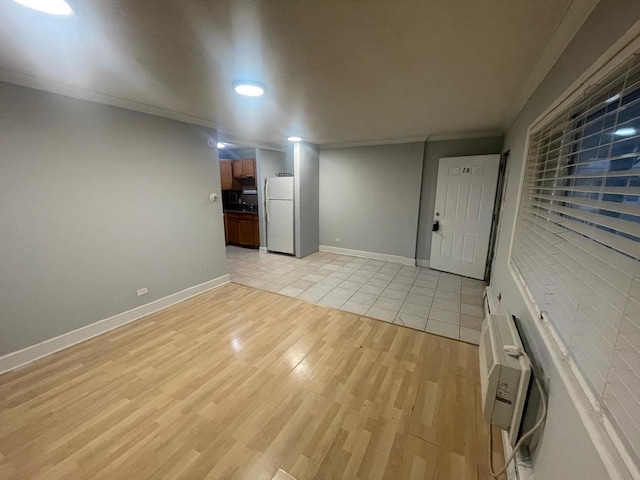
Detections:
[479, 309, 531, 446]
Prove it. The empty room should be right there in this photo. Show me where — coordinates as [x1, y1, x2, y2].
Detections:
[2, 1, 640, 479]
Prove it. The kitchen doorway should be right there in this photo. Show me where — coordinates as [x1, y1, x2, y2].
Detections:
[218, 145, 260, 249]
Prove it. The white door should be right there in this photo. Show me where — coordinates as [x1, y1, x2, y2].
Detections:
[429, 155, 500, 279]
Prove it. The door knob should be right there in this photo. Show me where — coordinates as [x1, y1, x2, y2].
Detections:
[432, 220, 440, 232]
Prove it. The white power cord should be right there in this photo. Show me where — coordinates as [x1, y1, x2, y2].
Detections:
[489, 347, 548, 478]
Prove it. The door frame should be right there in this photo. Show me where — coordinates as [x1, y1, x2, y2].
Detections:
[429, 154, 502, 279]
[484, 150, 510, 281]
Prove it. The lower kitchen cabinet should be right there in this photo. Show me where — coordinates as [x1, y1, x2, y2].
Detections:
[224, 212, 259, 248]
[253, 216, 260, 246]
[224, 214, 239, 244]
[238, 217, 254, 245]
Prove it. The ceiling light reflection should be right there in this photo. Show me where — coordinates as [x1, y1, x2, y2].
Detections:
[605, 94, 621, 104]
[231, 338, 242, 352]
[614, 127, 636, 137]
[13, 0, 73, 15]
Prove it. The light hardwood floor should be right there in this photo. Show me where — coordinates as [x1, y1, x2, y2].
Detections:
[0, 283, 504, 480]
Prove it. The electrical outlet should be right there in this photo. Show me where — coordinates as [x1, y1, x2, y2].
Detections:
[335, 238, 341, 243]
[137, 287, 149, 297]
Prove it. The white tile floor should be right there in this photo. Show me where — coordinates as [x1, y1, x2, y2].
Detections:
[226, 246, 486, 344]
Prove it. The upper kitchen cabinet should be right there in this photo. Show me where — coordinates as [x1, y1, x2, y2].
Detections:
[220, 159, 233, 190]
[220, 156, 256, 191]
[242, 158, 256, 178]
[232, 158, 256, 179]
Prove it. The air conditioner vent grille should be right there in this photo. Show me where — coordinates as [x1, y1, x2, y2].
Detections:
[479, 301, 532, 446]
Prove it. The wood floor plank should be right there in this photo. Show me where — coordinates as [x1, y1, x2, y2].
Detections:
[0, 283, 503, 479]
[387, 434, 438, 480]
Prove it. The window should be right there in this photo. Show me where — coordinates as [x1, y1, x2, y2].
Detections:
[511, 54, 640, 466]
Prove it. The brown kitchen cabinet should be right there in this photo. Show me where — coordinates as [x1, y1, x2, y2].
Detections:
[238, 217, 254, 245]
[224, 213, 239, 244]
[224, 212, 259, 248]
[253, 215, 259, 246]
[220, 160, 233, 190]
[232, 158, 256, 179]
[242, 158, 256, 178]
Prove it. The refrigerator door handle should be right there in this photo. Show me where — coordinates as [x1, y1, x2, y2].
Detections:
[266, 200, 270, 223]
[265, 178, 269, 201]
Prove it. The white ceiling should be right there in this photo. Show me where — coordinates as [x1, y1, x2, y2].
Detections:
[0, 0, 592, 147]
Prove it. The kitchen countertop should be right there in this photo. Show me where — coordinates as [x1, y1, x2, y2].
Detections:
[224, 209, 259, 215]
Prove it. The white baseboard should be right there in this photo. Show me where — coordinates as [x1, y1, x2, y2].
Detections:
[416, 259, 430, 268]
[319, 245, 416, 266]
[259, 246, 268, 254]
[0, 274, 230, 374]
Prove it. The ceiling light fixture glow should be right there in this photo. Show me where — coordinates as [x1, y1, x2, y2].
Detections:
[216, 142, 226, 149]
[13, 0, 73, 15]
[287, 136, 302, 142]
[614, 127, 636, 137]
[233, 81, 265, 97]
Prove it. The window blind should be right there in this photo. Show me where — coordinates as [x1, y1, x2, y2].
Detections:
[511, 54, 640, 467]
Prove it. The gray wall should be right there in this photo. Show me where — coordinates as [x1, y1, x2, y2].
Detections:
[0, 82, 228, 356]
[491, 0, 640, 478]
[319, 142, 424, 259]
[295, 142, 320, 258]
[285, 144, 295, 176]
[256, 148, 287, 248]
[416, 136, 503, 262]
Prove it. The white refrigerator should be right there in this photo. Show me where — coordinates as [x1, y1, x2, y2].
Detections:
[265, 176, 295, 254]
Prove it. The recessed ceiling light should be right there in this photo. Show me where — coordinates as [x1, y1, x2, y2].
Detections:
[287, 136, 303, 142]
[233, 81, 265, 97]
[13, 0, 73, 15]
[614, 127, 636, 137]
[216, 142, 226, 149]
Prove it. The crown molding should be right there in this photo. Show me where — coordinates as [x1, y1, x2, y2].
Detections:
[504, 0, 599, 130]
[319, 130, 507, 150]
[427, 130, 504, 142]
[319, 136, 428, 150]
[0, 68, 225, 129]
[0, 69, 289, 151]
[528, 19, 640, 135]
[218, 133, 285, 152]
[0, 69, 500, 152]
